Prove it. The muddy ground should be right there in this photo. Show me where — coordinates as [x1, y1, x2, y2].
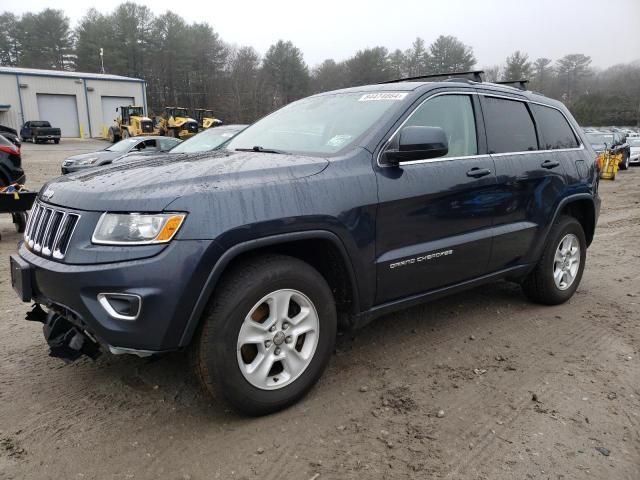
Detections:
[0, 140, 638, 479]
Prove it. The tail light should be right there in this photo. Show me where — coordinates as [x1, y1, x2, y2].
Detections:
[0, 145, 20, 156]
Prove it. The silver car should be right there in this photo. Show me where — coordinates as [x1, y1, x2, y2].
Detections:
[61, 136, 182, 174]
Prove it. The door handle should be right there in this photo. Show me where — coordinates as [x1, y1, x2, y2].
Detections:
[466, 167, 492, 178]
[541, 160, 560, 169]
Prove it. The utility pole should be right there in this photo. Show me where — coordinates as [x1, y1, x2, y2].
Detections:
[100, 48, 105, 74]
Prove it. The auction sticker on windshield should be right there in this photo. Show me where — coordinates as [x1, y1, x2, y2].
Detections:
[358, 92, 408, 101]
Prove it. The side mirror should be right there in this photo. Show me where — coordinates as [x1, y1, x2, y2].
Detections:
[384, 126, 448, 164]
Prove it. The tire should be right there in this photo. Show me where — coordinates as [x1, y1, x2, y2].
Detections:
[191, 254, 337, 416]
[12, 212, 27, 233]
[521, 215, 587, 305]
[54, 139, 60, 144]
[619, 152, 629, 170]
[121, 129, 130, 139]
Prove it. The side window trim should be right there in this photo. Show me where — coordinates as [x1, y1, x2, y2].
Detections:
[377, 90, 483, 167]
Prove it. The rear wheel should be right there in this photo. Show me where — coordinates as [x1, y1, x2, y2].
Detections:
[521, 215, 586, 305]
[619, 152, 630, 170]
[53, 139, 60, 144]
[191, 254, 337, 416]
[121, 129, 130, 139]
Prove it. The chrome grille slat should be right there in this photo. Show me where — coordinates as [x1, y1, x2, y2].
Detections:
[24, 200, 81, 260]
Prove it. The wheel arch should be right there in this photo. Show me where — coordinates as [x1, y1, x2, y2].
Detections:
[556, 195, 596, 247]
[179, 230, 360, 347]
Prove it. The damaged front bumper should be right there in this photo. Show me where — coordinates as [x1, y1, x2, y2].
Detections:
[10, 239, 217, 362]
[26, 303, 155, 363]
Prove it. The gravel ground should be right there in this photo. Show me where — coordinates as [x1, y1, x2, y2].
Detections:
[0, 140, 639, 479]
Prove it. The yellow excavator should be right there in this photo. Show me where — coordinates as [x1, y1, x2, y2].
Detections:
[107, 106, 158, 142]
[156, 107, 199, 139]
[194, 109, 223, 130]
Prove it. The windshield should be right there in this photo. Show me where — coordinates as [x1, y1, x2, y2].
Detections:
[171, 127, 245, 153]
[225, 92, 407, 156]
[126, 107, 144, 116]
[171, 109, 188, 117]
[586, 133, 614, 145]
[105, 138, 140, 152]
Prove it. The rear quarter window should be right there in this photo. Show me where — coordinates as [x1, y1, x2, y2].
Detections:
[481, 96, 538, 154]
[531, 104, 579, 149]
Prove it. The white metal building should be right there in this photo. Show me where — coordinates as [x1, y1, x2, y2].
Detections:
[0, 67, 148, 139]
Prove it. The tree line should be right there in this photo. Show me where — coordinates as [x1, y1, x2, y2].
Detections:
[1, 4, 639, 126]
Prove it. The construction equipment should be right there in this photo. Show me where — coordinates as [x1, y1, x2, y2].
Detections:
[194, 109, 223, 130]
[156, 107, 199, 139]
[598, 150, 621, 180]
[107, 106, 157, 143]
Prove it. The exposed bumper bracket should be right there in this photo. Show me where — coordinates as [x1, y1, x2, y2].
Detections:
[43, 312, 101, 363]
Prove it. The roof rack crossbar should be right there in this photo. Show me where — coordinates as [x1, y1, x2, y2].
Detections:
[381, 70, 484, 84]
[495, 79, 529, 91]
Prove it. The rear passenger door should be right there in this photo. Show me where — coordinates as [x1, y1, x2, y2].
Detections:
[374, 91, 497, 304]
[478, 94, 569, 271]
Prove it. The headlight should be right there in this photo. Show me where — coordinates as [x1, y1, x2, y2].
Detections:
[92, 213, 186, 245]
[76, 157, 99, 166]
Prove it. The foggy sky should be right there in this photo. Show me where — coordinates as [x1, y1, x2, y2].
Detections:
[6, 0, 640, 69]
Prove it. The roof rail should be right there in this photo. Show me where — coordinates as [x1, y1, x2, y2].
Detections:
[495, 80, 529, 91]
[381, 70, 484, 84]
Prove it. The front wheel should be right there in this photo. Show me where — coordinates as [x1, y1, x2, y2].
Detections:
[521, 215, 586, 305]
[191, 254, 337, 416]
[121, 129, 130, 139]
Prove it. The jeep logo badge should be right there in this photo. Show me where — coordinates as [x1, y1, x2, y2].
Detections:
[42, 188, 54, 201]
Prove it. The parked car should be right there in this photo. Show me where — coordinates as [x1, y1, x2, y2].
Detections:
[629, 137, 640, 165]
[61, 136, 182, 174]
[20, 121, 61, 144]
[116, 124, 248, 165]
[10, 79, 600, 416]
[585, 131, 631, 170]
[0, 134, 24, 187]
[0, 125, 21, 148]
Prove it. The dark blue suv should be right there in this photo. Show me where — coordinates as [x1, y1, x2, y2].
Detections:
[10, 76, 600, 415]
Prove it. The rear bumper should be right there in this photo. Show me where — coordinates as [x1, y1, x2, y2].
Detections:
[13, 239, 217, 353]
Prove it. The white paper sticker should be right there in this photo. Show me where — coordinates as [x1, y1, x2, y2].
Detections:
[327, 134, 353, 147]
[358, 92, 408, 102]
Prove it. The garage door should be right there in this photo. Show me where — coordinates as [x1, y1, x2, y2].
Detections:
[36, 94, 80, 137]
[100, 96, 135, 138]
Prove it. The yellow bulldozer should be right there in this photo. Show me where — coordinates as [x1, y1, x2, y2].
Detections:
[156, 107, 199, 139]
[107, 105, 158, 143]
[194, 109, 223, 130]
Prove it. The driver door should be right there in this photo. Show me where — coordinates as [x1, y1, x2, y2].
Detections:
[374, 91, 498, 304]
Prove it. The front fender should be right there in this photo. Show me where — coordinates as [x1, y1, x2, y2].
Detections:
[177, 230, 360, 347]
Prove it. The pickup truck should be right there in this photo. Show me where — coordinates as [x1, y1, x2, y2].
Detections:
[20, 121, 61, 144]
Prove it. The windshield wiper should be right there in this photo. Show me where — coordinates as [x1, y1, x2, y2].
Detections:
[235, 146, 288, 155]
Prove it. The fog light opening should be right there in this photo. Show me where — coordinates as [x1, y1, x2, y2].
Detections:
[97, 293, 142, 321]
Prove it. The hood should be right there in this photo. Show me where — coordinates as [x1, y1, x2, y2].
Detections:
[64, 150, 121, 164]
[41, 150, 329, 212]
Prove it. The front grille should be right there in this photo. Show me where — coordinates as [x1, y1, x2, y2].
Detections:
[141, 121, 153, 133]
[24, 201, 80, 259]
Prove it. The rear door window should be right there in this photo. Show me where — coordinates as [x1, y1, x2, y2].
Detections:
[404, 94, 478, 157]
[531, 104, 579, 149]
[481, 96, 538, 154]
